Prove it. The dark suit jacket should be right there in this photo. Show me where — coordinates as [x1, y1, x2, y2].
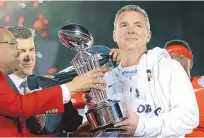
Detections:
[7, 74, 83, 134]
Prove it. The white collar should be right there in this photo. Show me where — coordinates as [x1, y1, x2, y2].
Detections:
[117, 53, 146, 71]
[8, 74, 27, 89]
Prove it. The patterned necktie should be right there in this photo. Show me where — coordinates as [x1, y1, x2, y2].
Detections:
[19, 80, 28, 95]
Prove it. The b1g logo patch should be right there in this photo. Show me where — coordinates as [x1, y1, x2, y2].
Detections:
[198, 77, 204, 87]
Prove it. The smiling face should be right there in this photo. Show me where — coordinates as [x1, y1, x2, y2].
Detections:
[14, 37, 36, 78]
[113, 11, 151, 51]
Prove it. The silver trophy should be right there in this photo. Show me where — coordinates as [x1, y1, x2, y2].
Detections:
[58, 24, 127, 131]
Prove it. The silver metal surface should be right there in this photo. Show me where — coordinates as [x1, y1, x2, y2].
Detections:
[86, 100, 127, 130]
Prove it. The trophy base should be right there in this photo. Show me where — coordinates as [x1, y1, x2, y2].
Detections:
[85, 100, 127, 131]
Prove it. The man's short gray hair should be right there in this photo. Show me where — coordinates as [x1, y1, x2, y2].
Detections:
[7, 26, 35, 39]
[114, 5, 150, 31]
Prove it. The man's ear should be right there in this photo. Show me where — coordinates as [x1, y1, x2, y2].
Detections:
[113, 31, 117, 42]
[146, 31, 151, 43]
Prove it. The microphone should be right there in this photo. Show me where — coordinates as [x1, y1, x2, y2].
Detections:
[53, 45, 117, 84]
[27, 74, 40, 90]
[87, 45, 117, 67]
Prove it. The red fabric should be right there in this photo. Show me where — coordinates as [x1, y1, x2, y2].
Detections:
[71, 92, 85, 109]
[165, 45, 193, 60]
[186, 76, 204, 137]
[0, 71, 64, 136]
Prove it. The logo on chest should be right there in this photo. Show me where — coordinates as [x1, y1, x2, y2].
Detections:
[137, 104, 161, 116]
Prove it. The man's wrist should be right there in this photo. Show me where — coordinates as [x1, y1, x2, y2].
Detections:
[66, 82, 75, 96]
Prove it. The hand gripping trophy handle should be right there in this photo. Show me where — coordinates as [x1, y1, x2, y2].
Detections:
[58, 24, 127, 131]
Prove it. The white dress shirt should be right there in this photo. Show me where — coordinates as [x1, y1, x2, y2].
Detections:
[9, 74, 71, 104]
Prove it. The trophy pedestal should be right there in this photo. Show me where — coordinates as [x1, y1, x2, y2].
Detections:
[86, 100, 127, 131]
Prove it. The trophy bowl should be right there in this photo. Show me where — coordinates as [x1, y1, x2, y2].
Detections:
[58, 24, 127, 131]
[58, 24, 93, 51]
